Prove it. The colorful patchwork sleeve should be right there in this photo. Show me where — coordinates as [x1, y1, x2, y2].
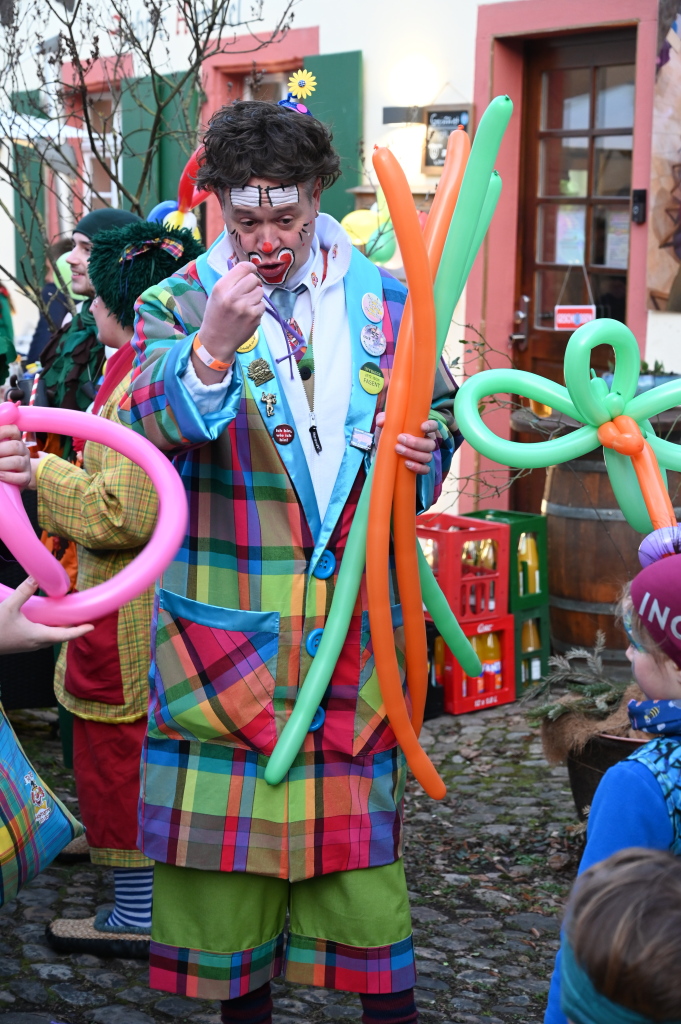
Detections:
[119, 280, 244, 451]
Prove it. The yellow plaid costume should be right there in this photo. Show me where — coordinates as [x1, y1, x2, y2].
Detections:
[37, 374, 158, 724]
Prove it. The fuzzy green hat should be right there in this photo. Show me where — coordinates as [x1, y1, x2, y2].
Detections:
[88, 220, 205, 327]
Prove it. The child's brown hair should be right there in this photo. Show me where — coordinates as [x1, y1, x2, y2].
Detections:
[566, 847, 681, 1020]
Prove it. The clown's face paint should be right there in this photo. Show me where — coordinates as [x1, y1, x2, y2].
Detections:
[248, 247, 295, 284]
[229, 184, 300, 209]
[221, 176, 320, 285]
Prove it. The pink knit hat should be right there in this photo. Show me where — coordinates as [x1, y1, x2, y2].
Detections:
[630, 554, 681, 668]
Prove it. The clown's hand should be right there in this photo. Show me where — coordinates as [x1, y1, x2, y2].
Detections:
[374, 412, 438, 475]
[193, 263, 265, 382]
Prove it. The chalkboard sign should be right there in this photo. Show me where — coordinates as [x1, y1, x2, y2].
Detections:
[422, 105, 472, 175]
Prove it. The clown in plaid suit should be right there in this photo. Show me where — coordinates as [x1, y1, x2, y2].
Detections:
[121, 99, 461, 1019]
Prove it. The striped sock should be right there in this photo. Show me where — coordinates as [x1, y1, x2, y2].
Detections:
[105, 867, 154, 931]
[221, 982, 272, 1023]
[360, 989, 419, 1024]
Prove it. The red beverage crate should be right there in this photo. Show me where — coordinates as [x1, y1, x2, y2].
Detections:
[442, 614, 516, 716]
[416, 513, 510, 623]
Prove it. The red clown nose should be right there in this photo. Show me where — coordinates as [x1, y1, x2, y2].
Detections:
[261, 242, 274, 254]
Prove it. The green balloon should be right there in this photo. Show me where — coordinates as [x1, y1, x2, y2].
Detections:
[264, 468, 481, 787]
[264, 479, 371, 787]
[455, 317, 681, 534]
[603, 448, 654, 534]
[563, 319, 640, 427]
[434, 96, 513, 360]
[366, 223, 396, 264]
[265, 96, 515, 788]
[455, 368, 598, 468]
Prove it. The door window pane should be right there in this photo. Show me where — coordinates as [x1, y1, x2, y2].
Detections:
[538, 204, 586, 263]
[591, 273, 627, 321]
[592, 206, 630, 268]
[594, 135, 632, 196]
[534, 268, 592, 328]
[595, 65, 635, 128]
[540, 137, 589, 196]
[541, 68, 591, 130]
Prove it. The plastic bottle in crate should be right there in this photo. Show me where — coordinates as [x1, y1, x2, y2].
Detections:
[479, 538, 497, 612]
[518, 532, 540, 596]
[521, 617, 542, 684]
[466, 631, 503, 694]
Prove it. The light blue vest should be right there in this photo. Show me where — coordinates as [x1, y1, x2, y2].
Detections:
[627, 736, 681, 854]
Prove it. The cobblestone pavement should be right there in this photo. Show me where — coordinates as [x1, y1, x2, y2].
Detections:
[1, 702, 585, 1024]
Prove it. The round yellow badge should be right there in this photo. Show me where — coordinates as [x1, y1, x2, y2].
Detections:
[358, 362, 385, 395]
[237, 333, 258, 354]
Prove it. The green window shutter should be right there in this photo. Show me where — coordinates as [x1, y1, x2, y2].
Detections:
[11, 90, 46, 289]
[121, 74, 201, 215]
[158, 73, 201, 205]
[11, 89, 47, 119]
[120, 76, 161, 214]
[302, 51, 363, 222]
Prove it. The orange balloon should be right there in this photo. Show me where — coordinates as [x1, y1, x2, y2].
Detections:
[598, 416, 677, 531]
[394, 127, 470, 736]
[368, 147, 444, 799]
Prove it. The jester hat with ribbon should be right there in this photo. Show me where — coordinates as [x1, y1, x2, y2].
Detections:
[88, 220, 205, 327]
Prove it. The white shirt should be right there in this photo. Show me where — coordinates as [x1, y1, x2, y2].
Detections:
[182, 214, 354, 522]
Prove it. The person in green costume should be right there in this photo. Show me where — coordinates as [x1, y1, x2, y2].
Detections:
[0, 283, 16, 387]
[40, 208, 140, 415]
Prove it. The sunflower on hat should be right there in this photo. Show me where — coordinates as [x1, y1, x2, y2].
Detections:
[287, 69, 317, 100]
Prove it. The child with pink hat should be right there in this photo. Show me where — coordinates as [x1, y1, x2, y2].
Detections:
[545, 547, 681, 1024]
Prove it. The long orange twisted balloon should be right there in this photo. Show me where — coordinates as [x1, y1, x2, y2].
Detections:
[393, 128, 470, 737]
[366, 132, 470, 797]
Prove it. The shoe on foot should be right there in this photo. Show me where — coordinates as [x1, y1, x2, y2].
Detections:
[46, 910, 150, 959]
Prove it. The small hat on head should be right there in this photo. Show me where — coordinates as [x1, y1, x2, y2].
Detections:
[88, 219, 205, 327]
[74, 208, 141, 240]
[630, 553, 681, 667]
[278, 68, 317, 116]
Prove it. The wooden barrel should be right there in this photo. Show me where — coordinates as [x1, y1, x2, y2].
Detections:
[542, 454, 681, 671]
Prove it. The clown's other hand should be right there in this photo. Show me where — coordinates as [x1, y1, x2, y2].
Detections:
[0, 577, 94, 654]
[374, 413, 438, 475]
[0, 424, 31, 489]
[194, 262, 265, 380]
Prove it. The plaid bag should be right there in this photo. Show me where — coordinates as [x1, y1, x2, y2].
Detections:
[0, 705, 83, 906]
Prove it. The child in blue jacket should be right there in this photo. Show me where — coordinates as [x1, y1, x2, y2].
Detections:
[559, 847, 681, 1024]
[545, 549, 681, 1024]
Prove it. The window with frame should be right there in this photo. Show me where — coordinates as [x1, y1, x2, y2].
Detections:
[81, 93, 120, 210]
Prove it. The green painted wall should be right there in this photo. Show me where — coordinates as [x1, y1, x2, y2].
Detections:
[302, 51, 363, 222]
[121, 73, 200, 216]
[11, 91, 47, 288]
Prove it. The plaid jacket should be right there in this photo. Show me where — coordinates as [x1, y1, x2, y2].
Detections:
[37, 374, 157, 723]
[121, 231, 459, 881]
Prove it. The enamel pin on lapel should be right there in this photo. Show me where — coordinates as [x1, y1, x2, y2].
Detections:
[247, 358, 275, 387]
[261, 392, 277, 417]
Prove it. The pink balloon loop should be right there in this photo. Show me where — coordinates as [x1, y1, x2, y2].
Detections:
[0, 402, 188, 626]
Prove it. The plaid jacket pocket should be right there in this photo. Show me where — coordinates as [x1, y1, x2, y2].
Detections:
[151, 590, 279, 754]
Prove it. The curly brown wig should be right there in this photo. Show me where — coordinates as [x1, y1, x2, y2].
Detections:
[195, 101, 341, 195]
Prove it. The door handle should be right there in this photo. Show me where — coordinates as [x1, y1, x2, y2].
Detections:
[510, 294, 530, 352]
